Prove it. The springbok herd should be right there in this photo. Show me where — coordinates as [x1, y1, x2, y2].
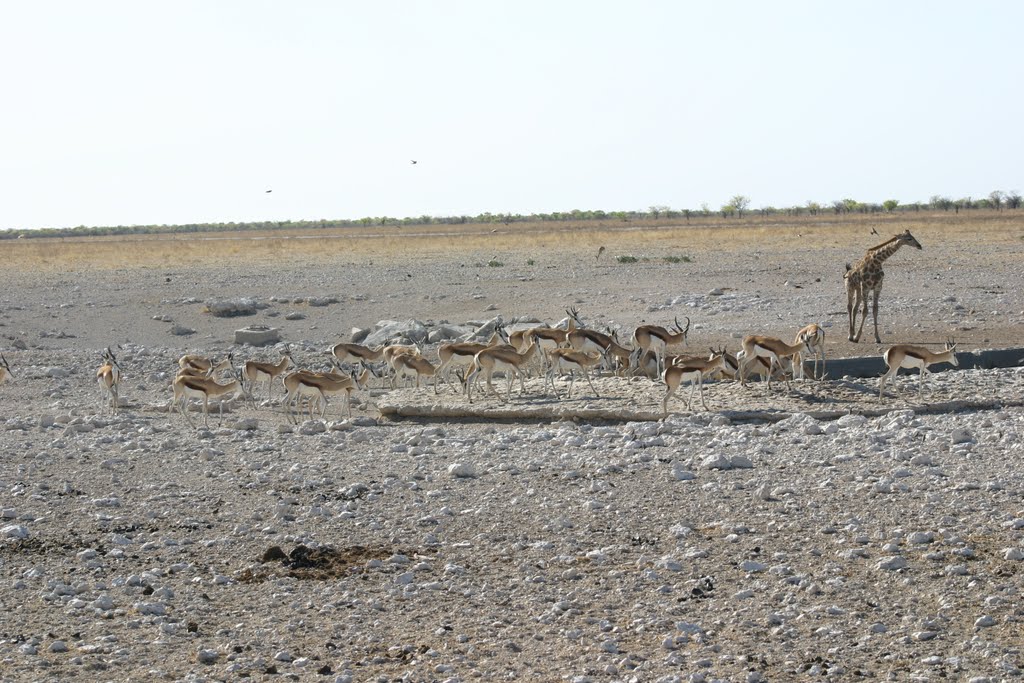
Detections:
[0, 302, 961, 428]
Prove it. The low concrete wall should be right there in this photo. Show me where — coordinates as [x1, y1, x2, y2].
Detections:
[822, 347, 1024, 380]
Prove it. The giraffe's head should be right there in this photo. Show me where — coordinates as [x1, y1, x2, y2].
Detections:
[897, 230, 922, 250]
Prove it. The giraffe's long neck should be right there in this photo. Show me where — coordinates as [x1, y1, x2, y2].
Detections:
[869, 240, 905, 265]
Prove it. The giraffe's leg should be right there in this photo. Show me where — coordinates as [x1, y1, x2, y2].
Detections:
[847, 282, 858, 342]
[871, 288, 882, 343]
[854, 287, 870, 343]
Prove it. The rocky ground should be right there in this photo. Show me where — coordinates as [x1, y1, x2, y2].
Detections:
[0, 217, 1023, 682]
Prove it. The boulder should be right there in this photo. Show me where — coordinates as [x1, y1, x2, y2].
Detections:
[206, 298, 265, 317]
[364, 319, 429, 347]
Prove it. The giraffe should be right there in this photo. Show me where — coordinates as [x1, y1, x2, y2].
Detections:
[844, 229, 923, 343]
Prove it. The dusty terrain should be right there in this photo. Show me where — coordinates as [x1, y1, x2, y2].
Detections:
[0, 212, 1023, 682]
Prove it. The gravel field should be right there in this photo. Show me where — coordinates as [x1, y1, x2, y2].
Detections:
[0, 215, 1023, 682]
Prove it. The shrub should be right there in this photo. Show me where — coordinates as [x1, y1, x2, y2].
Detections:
[663, 255, 692, 263]
[616, 255, 639, 263]
[488, 259, 504, 267]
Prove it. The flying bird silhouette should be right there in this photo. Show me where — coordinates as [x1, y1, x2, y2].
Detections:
[265, 189, 273, 193]
[410, 160, 418, 165]
[870, 227, 879, 235]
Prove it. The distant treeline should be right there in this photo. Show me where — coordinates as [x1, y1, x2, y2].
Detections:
[3, 191, 1020, 240]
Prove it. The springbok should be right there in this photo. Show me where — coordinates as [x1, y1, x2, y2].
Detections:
[0, 354, 12, 385]
[282, 364, 373, 421]
[466, 336, 539, 403]
[794, 323, 826, 380]
[434, 326, 508, 394]
[879, 340, 959, 399]
[632, 316, 690, 378]
[565, 308, 631, 375]
[738, 333, 811, 391]
[544, 348, 603, 399]
[96, 347, 123, 414]
[663, 350, 728, 416]
[178, 353, 233, 377]
[242, 354, 294, 403]
[172, 364, 248, 428]
[391, 352, 437, 389]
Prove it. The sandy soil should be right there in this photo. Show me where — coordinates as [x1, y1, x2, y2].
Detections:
[0, 214, 1023, 682]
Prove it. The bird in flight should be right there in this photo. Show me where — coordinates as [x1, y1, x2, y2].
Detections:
[410, 160, 418, 165]
[265, 189, 273, 193]
[870, 227, 879, 235]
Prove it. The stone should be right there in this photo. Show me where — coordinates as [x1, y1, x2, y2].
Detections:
[206, 297, 263, 317]
[448, 463, 477, 479]
[2, 525, 29, 539]
[876, 556, 907, 571]
[701, 453, 732, 470]
[235, 326, 281, 346]
[951, 428, 974, 444]
[364, 319, 430, 346]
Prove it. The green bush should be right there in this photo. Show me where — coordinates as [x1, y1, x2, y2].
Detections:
[488, 259, 504, 267]
[616, 255, 639, 263]
[663, 255, 692, 263]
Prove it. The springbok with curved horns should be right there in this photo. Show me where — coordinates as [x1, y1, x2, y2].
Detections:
[879, 339, 958, 399]
[565, 307, 629, 375]
[632, 316, 690, 378]
[96, 347, 123, 414]
[0, 354, 12, 385]
[519, 314, 577, 373]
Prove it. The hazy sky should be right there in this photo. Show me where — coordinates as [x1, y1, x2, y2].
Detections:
[2, 1, 1021, 230]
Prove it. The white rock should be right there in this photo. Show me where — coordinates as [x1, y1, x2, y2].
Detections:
[701, 453, 732, 470]
[974, 615, 996, 628]
[729, 455, 754, 469]
[837, 414, 868, 428]
[951, 428, 974, 444]
[298, 420, 326, 435]
[1, 525, 29, 539]
[876, 556, 907, 571]
[671, 463, 695, 481]
[447, 463, 477, 478]
[196, 649, 219, 664]
[1003, 548, 1024, 561]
